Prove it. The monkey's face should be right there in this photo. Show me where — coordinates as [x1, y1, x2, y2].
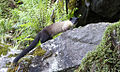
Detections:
[70, 17, 78, 25]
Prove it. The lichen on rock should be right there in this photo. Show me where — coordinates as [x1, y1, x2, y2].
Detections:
[76, 22, 120, 72]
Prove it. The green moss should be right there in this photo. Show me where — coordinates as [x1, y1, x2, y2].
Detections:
[76, 22, 120, 72]
[8, 54, 18, 58]
[33, 46, 46, 56]
[0, 43, 10, 56]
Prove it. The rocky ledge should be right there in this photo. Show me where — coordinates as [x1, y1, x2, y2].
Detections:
[28, 22, 111, 72]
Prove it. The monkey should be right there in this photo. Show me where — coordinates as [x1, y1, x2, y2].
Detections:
[13, 17, 78, 63]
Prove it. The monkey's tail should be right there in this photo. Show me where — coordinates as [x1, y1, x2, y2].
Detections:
[13, 32, 41, 63]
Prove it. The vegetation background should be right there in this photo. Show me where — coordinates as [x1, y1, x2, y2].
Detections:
[0, 0, 76, 50]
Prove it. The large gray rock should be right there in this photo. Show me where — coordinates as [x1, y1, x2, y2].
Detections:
[29, 22, 111, 72]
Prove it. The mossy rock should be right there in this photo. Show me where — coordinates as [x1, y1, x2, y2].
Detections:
[8, 46, 46, 72]
[8, 55, 33, 72]
[76, 22, 120, 72]
[0, 42, 10, 56]
[33, 46, 46, 56]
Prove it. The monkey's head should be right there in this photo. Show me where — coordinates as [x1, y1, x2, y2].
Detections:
[62, 17, 78, 30]
[70, 17, 78, 25]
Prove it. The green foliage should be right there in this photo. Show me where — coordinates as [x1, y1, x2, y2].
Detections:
[11, 0, 59, 46]
[11, 0, 77, 47]
[0, 19, 13, 33]
[0, 0, 11, 18]
[0, 0, 20, 18]
[0, 0, 77, 49]
[76, 22, 120, 72]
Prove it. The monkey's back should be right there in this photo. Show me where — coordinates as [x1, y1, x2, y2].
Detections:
[45, 20, 73, 37]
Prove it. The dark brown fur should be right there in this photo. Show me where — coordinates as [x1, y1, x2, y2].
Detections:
[13, 17, 78, 63]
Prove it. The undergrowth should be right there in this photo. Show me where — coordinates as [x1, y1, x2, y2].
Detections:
[0, 0, 77, 49]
